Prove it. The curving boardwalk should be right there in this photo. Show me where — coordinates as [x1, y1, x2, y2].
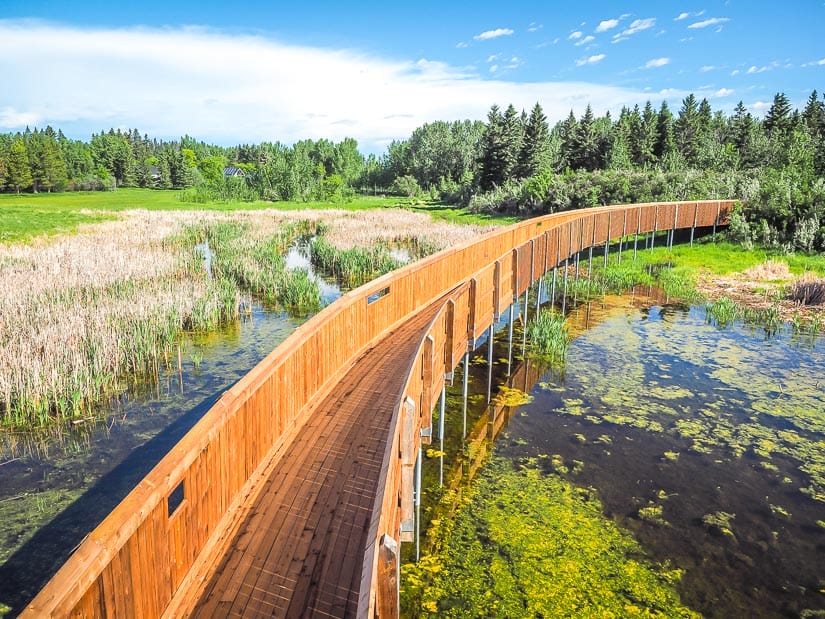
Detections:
[23, 201, 732, 618]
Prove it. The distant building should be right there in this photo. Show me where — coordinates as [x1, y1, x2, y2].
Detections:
[148, 166, 162, 183]
[223, 166, 246, 178]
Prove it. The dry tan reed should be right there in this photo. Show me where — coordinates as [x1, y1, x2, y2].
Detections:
[0, 208, 494, 428]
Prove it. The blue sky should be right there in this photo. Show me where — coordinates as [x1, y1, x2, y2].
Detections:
[1, 1, 823, 153]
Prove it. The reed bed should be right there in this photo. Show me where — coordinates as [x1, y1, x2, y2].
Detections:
[0, 207, 493, 430]
[526, 309, 570, 368]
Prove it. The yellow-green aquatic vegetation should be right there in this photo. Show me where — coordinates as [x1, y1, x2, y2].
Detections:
[402, 459, 700, 618]
[492, 387, 533, 407]
[701, 511, 736, 537]
[555, 309, 825, 503]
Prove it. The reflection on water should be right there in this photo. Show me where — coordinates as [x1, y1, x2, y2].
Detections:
[284, 238, 342, 304]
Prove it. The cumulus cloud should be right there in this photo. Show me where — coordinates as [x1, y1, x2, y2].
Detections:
[576, 54, 606, 66]
[700, 65, 715, 72]
[0, 20, 651, 152]
[596, 19, 620, 33]
[474, 28, 514, 41]
[689, 17, 730, 29]
[715, 88, 734, 97]
[644, 57, 670, 69]
[575, 35, 595, 46]
[675, 12, 690, 21]
[802, 58, 825, 67]
[569, 31, 583, 40]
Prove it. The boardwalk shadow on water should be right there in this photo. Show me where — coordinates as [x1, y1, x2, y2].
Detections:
[0, 391, 222, 616]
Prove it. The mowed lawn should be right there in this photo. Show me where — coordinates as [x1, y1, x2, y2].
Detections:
[0, 189, 517, 243]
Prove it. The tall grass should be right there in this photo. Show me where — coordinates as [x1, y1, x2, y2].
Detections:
[526, 309, 570, 368]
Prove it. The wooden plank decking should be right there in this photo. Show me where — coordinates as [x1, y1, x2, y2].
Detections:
[169, 299, 442, 618]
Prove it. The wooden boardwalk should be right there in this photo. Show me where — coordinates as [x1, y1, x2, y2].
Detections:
[170, 297, 444, 618]
[23, 201, 733, 619]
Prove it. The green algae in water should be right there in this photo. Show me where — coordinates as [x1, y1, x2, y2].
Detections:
[401, 458, 699, 618]
[552, 305, 825, 503]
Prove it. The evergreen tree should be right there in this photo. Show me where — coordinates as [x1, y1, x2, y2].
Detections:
[558, 110, 578, 170]
[479, 104, 522, 189]
[654, 101, 675, 161]
[518, 103, 550, 178]
[7, 138, 33, 193]
[764, 92, 793, 138]
[569, 105, 601, 171]
[675, 94, 701, 166]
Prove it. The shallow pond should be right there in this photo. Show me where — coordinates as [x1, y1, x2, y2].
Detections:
[0, 241, 341, 615]
[417, 292, 825, 618]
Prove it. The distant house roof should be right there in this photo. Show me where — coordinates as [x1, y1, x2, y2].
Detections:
[148, 166, 161, 179]
[224, 166, 245, 178]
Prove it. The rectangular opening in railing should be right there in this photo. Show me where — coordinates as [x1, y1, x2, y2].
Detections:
[367, 286, 390, 304]
[167, 480, 185, 519]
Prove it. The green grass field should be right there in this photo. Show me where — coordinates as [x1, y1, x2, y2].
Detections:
[0, 190, 518, 243]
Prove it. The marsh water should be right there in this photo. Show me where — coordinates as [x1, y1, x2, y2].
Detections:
[0, 241, 341, 614]
[2, 251, 823, 617]
[424, 289, 825, 618]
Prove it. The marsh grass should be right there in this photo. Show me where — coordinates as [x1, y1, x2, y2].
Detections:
[1, 207, 492, 430]
[310, 237, 403, 287]
[526, 310, 569, 368]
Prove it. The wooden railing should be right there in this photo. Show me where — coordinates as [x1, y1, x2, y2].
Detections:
[23, 200, 732, 618]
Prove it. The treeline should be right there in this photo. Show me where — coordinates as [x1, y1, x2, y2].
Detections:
[0, 128, 368, 202]
[376, 91, 825, 252]
[2, 90, 823, 251]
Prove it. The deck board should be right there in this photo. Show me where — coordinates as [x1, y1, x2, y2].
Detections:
[184, 301, 441, 618]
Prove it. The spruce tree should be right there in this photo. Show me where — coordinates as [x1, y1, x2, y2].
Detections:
[518, 103, 550, 178]
[7, 138, 33, 193]
[570, 105, 601, 171]
[764, 92, 793, 138]
[675, 94, 701, 166]
[654, 101, 675, 161]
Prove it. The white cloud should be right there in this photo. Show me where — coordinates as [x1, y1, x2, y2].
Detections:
[700, 65, 715, 72]
[714, 88, 734, 97]
[474, 28, 514, 41]
[612, 36, 629, 44]
[569, 31, 583, 40]
[576, 54, 606, 66]
[0, 106, 41, 128]
[644, 57, 670, 69]
[528, 22, 543, 33]
[0, 20, 652, 152]
[802, 57, 825, 67]
[731, 69, 740, 76]
[747, 64, 770, 74]
[689, 17, 730, 29]
[489, 65, 499, 73]
[675, 12, 690, 21]
[617, 18, 656, 37]
[596, 19, 619, 33]
[455, 41, 468, 49]
[575, 35, 595, 46]
[487, 54, 500, 63]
